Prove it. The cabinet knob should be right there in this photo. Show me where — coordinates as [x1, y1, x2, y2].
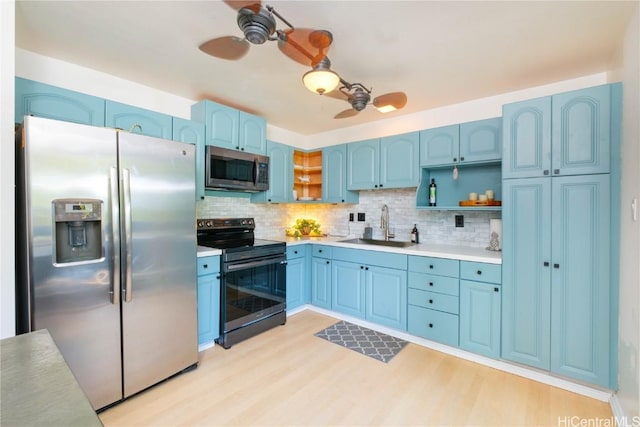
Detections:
[543, 170, 550, 176]
[216, 275, 220, 279]
[460, 156, 465, 161]
[365, 267, 369, 270]
[379, 184, 383, 188]
[326, 260, 330, 264]
[268, 199, 271, 202]
[476, 270, 482, 275]
[318, 249, 322, 253]
[543, 261, 550, 267]
[294, 250, 298, 254]
[203, 264, 208, 269]
[494, 287, 499, 292]
[428, 323, 433, 328]
[374, 184, 379, 188]
[554, 263, 560, 269]
[453, 158, 457, 162]
[429, 282, 434, 287]
[428, 299, 433, 304]
[554, 169, 560, 175]
[360, 266, 364, 269]
[429, 265, 434, 269]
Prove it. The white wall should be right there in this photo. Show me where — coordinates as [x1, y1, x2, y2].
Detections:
[1, 0, 16, 339]
[616, 3, 640, 419]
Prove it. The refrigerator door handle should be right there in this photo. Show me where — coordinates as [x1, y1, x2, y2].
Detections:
[122, 168, 133, 302]
[109, 167, 121, 304]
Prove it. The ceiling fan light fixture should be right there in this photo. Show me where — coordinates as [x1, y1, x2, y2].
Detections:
[302, 57, 340, 95]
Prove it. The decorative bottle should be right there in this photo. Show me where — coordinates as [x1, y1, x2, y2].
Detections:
[411, 224, 419, 243]
[429, 179, 437, 206]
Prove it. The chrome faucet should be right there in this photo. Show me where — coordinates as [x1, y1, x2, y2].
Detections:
[380, 204, 395, 240]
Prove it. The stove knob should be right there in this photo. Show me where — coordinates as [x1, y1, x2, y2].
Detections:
[197, 221, 203, 228]
[205, 220, 212, 228]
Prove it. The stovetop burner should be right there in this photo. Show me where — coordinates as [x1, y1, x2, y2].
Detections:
[196, 217, 283, 252]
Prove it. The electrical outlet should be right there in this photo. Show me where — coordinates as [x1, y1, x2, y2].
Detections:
[349, 213, 354, 222]
[455, 215, 464, 227]
[357, 212, 366, 222]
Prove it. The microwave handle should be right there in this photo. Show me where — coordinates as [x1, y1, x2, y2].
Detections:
[253, 158, 260, 186]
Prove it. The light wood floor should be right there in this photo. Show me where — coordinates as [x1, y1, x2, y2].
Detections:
[99, 310, 612, 426]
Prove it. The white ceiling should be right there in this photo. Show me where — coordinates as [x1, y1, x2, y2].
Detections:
[15, 1, 635, 135]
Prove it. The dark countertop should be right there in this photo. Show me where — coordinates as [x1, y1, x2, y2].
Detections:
[0, 329, 103, 427]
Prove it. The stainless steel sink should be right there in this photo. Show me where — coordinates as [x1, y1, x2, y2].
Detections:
[339, 238, 416, 248]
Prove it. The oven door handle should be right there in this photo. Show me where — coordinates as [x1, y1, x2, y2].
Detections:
[224, 256, 286, 273]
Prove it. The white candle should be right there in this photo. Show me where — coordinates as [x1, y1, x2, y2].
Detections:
[469, 192, 478, 201]
[485, 190, 494, 200]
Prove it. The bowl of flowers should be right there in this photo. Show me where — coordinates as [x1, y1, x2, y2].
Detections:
[287, 218, 322, 237]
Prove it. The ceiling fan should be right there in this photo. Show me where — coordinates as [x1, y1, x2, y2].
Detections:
[326, 80, 408, 119]
[199, 0, 332, 68]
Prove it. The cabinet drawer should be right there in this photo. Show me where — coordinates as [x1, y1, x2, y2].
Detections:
[197, 256, 220, 276]
[408, 255, 459, 277]
[408, 289, 459, 314]
[408, 305, 459, 347]
[312, 245, 332, 259]
[286, 245, 306, 259]
[460, 261, 501, 284]
[408, 272, 459, 296]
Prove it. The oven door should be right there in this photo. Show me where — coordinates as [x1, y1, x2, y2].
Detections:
[222, 253, 286, 333]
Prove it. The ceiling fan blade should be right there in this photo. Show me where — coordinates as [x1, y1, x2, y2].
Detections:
[278, 28, 332, 66]
[334, 109, 360, 119]
[323, 89, 350, 101]
[199, 36, 250, 60]
[223, 1, 262, 13]
[373, 92, 408, 111]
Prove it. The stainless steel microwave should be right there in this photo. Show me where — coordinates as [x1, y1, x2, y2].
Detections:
[205, 146, 269, 192]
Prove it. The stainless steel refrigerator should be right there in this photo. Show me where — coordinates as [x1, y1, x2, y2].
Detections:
[15, 116, 198, 410]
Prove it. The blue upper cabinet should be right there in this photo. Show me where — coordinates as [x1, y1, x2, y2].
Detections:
[239, 111, 267, 154]
[251, 141, 292, 203]
[551, 85, 611, 176]
[347, 132, 419, 190]
[419, 124, 459, 166]
[503, 85, 612, 179]
[323, 144, 358, 203]
[502, 97, 551, 179]
[347, 138, 379, 190]
[459, 117, 502, 163]
[15, 77, 105, 126]
[105, 100, 172, 139]
[420, 118, 500, 167]
[191, 100, 266, 154]
[380, 131, 420, 188]
[173, 117, 206, 200]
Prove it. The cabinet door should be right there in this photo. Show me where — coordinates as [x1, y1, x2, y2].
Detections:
[105, 101, 172, 139]
[502, 97, 552, 179]
[323, 144, 358, 203]
[551, 85, 610, 176]
[366, 266, 407, 330]
[192, 101, 239, 150]
[252, 141, 292, 203]
[459, 117, 502, 163]
[286, 256, 307, 310]
[331, 261, 365, 318]
[380, 131, 420, 188]
[173, 117, 206, 200]
[550, 174, 610, 387]
[419, 124, 459, 166]
[15, 77, 105, 126]
[347, 139, 379, 190]
[311, 257, 332, 309]
[501, 178, 552, 370]
[197, 273, 220, 346]
[238, 111, 266, 154]
[460, 280, 501, 358]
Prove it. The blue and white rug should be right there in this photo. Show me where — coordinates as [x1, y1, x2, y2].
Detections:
[314, 320, 409, 363]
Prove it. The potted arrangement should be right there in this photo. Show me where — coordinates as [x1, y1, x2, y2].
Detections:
[288, 218, 322, 237]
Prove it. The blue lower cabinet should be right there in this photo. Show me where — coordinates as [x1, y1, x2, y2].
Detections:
[197, 256, 220, 347]
[366, 266, 407, 330]
[15, 77, 105, 126]
[286, 246, 308, 310]
[459, 280, 501, 358]
[311, 257, 332, 309]
[331, 261, 366, 318]
[407, 305, 459, 347]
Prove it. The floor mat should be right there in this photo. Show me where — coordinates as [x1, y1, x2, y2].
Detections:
[314, 320, 409, 363]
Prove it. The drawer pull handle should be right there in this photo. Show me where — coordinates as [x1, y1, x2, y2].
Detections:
[428, 299, 433, 304]
[429, 265, 434, 269]
[318, 249, 323, 253]
[428, 323, 433, 328]
[203, 264, 208, 268]
[294, 250, 298, 254]
[429, 282, 433, 287]
[476, 270, 482, 275]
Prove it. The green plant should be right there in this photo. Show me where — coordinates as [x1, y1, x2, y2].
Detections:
[292, 218, 321, 236]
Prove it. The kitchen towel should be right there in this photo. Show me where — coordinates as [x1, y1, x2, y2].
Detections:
[314, 321, 408, 363]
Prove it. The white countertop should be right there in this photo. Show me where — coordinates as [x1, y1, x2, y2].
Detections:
[265, 235, 502, 264]
[197, 246, 222, 257]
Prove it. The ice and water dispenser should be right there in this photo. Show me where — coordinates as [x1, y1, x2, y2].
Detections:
[53, 199, 103, 264]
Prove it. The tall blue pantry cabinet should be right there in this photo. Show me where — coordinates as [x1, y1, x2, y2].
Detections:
[501, 84, 621, 388]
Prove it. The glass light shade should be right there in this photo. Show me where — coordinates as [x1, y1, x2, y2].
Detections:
[302, 69, 340, 95]
[375, 104, 397, 113]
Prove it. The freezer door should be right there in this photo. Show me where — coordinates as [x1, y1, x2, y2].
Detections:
[118, 132, 198, 398]
[21, 116, 123, 410]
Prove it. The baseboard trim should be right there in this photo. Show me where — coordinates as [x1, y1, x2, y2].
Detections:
[609, 394, 630, 426]
[302, 305, 613, 402]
